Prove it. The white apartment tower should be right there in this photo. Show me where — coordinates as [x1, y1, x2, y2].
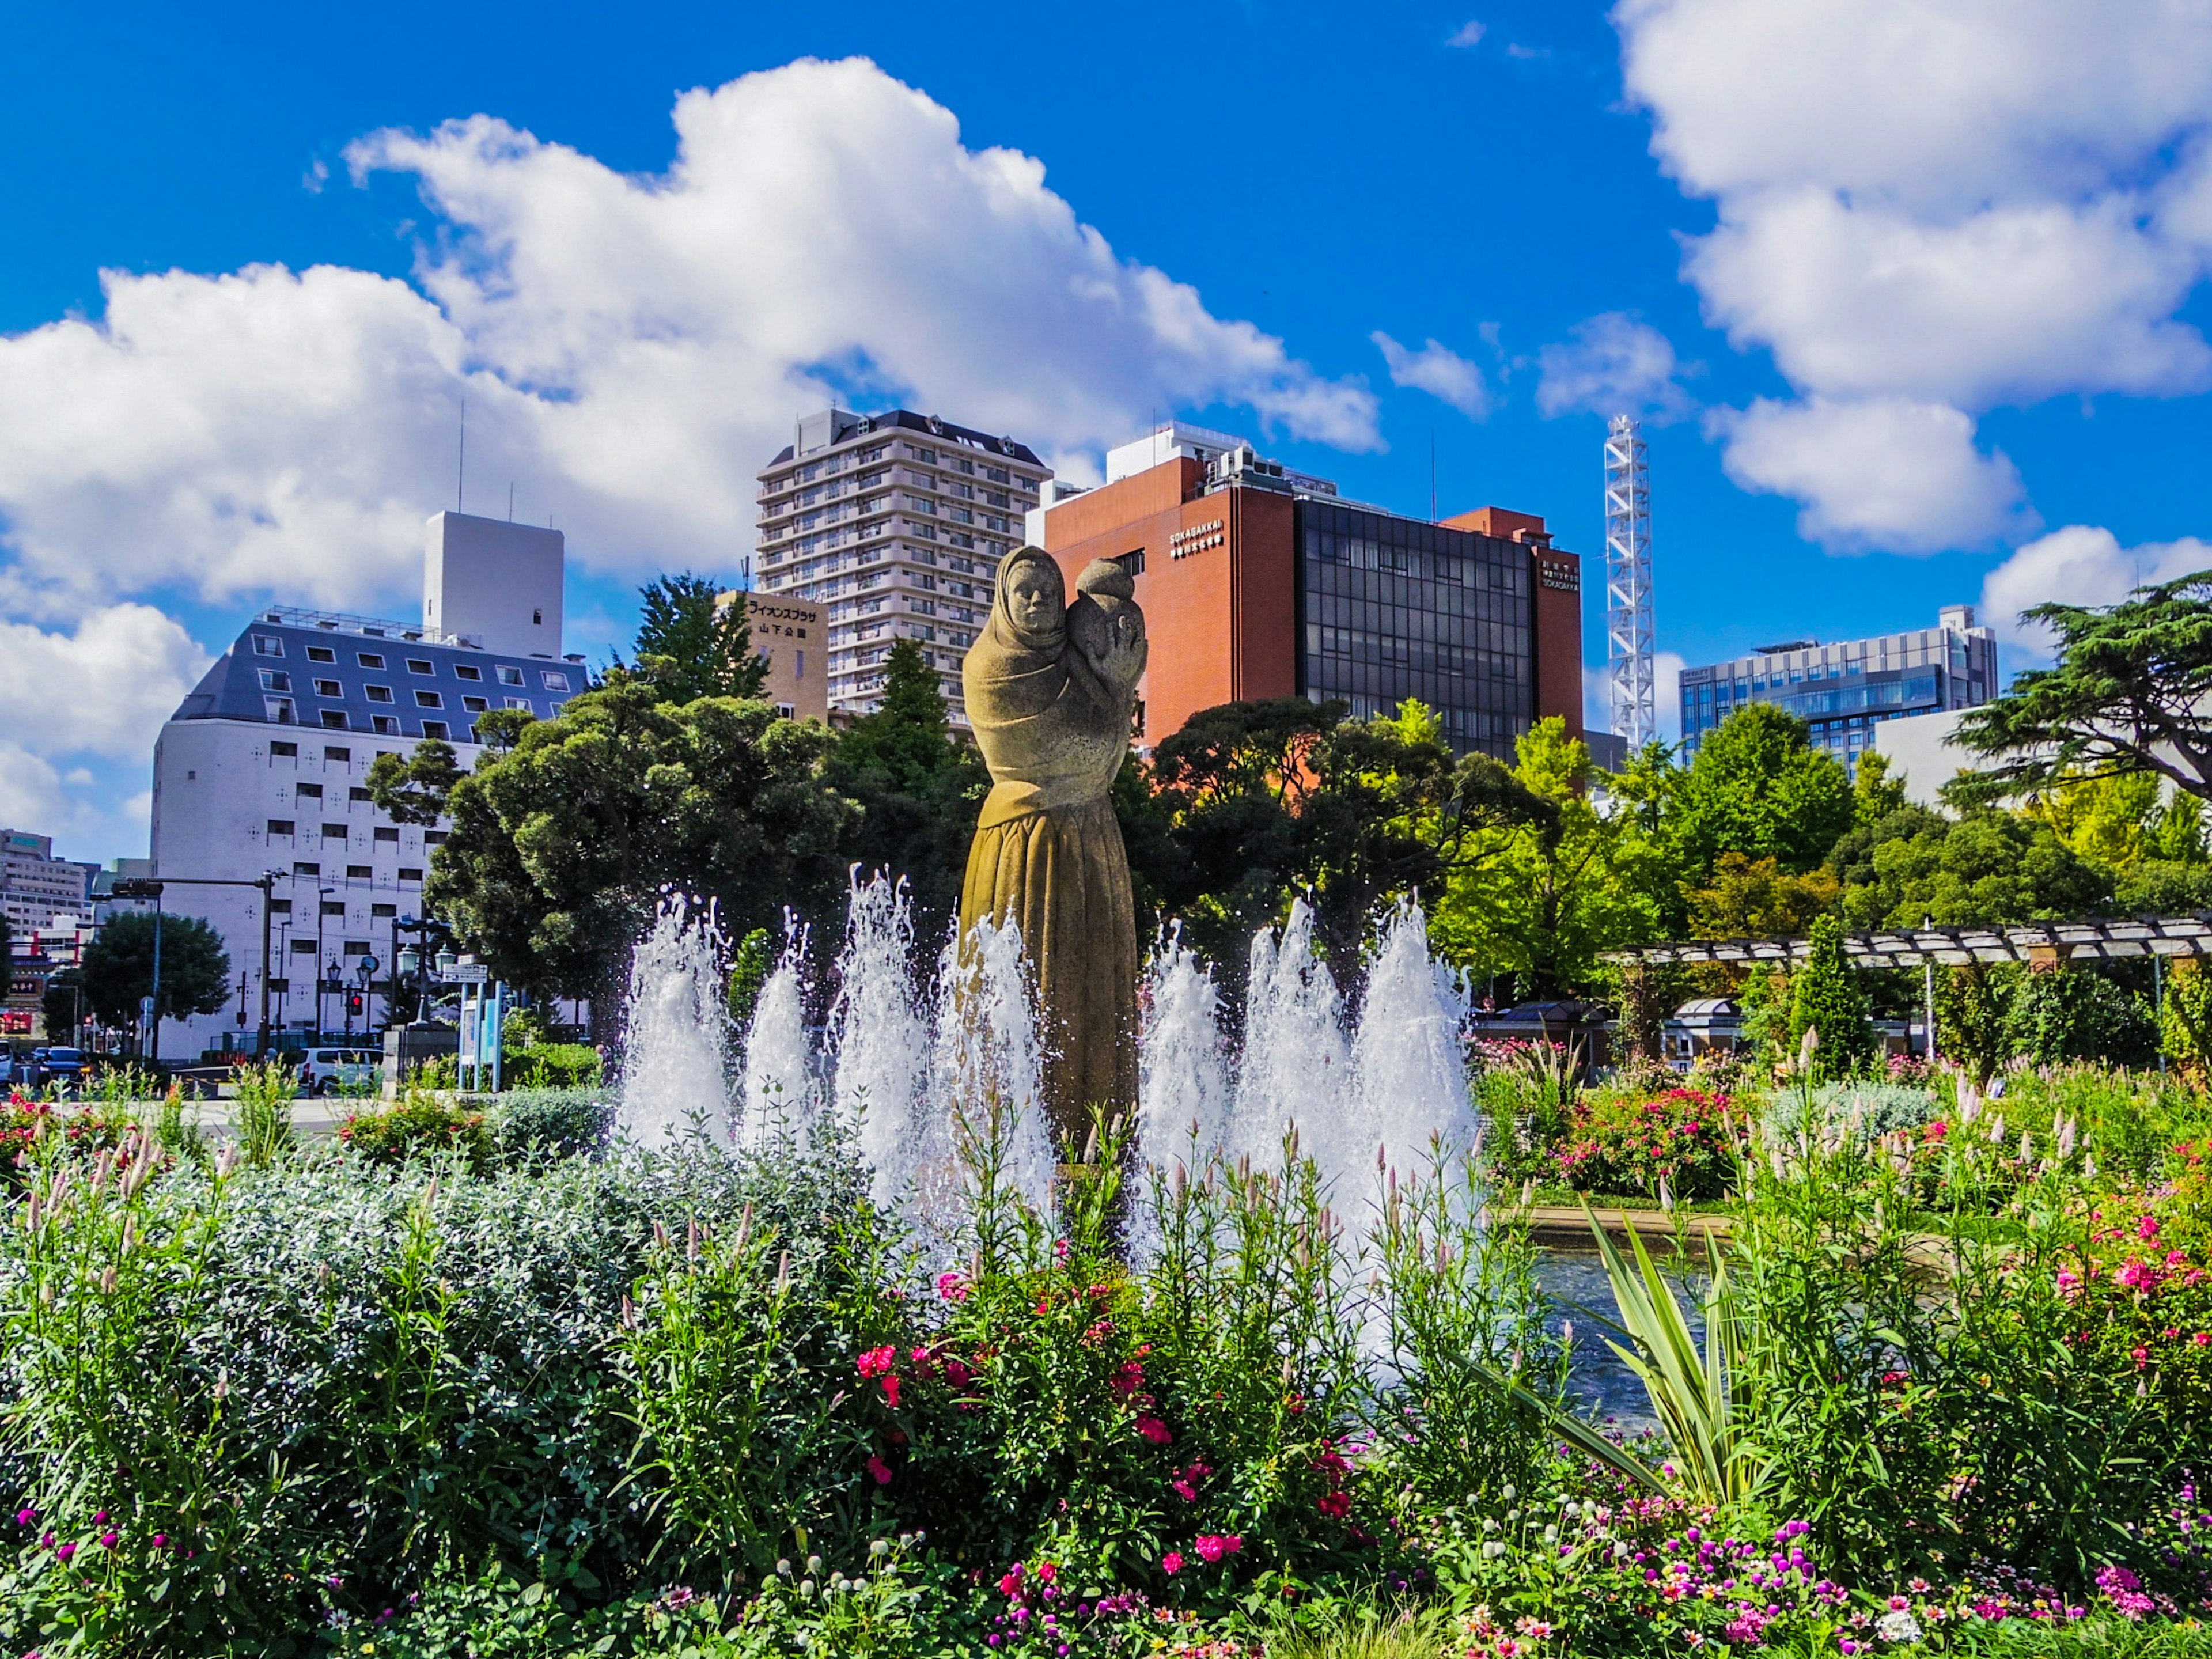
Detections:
[755, 408, 1051, 721]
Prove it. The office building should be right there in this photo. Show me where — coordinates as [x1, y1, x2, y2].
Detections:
[755, 408, 1052, 722]
[145, 514, 587, 1059]
[422, 513, 566, 658]
[1677, 604, 1998, 770]
[715, 591, 828, 724]
[1, 830, 96, 934]
[1034, 422, 1585, 759]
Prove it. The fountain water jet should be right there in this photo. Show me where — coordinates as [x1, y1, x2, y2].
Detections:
[831, 873, 931, 1202]
[618, 893, 733, 1147]
[736, 915, 815, 1150]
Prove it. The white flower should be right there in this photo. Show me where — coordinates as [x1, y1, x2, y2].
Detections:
[1877, 1610, 1923, 1643]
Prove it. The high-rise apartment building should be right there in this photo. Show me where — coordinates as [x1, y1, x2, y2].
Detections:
[755, 408, 1051, 721]
[0, 830, 96, 933]
[1034, 422, 1585, 760]
[1677, 604, 1998, 770]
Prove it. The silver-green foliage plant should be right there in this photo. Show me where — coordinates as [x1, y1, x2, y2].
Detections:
[1763, 1079, 1942, 1145]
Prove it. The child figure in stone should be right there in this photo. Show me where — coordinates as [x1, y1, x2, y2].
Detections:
[1069, 558, 1148, 695]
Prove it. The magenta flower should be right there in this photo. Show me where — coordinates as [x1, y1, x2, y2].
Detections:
[1193, 1534, 1242, 1563]
[13, 1508, 34, 1526]
[1134, 1415, 1172, 1446]
[1161, 1551, 1183, 1575]
[936, 1271, 971, 1304]
[866, 1454, 893, 1485]
[99, 1532, 118, 1550]
[856, 1345, 896, 1379]
[881, 1374, 902, 1410]
[1317, 1491, 1351, 1519]
[54, 1543, 74, 1563]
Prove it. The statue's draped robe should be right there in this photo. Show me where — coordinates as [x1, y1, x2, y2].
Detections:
[960, 550, 1141, 1148]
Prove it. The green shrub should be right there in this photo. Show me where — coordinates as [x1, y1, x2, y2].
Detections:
[1555, 1085, 1745, 1200]
[230, 1059, 296, 1166]
[491, 1086, 613, 1161]
[512, 1041, 603, 1089]
[2007, 968, 2159, 1069]
[1764, 1078, 1941, 1144]
[1789, 915, 1876, 1078]
[342, 1090, 495, 1174]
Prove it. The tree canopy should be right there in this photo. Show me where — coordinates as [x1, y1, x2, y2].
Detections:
[628, 573, 769, 704]
[80, 911, 231, 1028]
[1953, 571, 2212, 804]
[414, 671, 852, 1013]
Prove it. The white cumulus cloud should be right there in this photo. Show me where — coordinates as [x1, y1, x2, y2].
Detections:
[0, 56, 1379, 624]
[1979, 523, 2212, 659]
[1711, 396, 2034, 554]
[1615, 0, 2212, 552]
[0, 607, 212, 758]
[1448, 20, 1486, 47]
[1372, 331, 1491, 419]
[1535, 313, 1695, 421]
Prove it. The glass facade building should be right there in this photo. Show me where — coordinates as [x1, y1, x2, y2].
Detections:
[1677, 605, 1998, 770]
[1298, 501, 1535, 759]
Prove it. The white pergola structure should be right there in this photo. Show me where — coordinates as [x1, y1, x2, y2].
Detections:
[1605, 915, 2212, 970]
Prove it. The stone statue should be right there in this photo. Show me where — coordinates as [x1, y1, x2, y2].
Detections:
[959, 546, 1148, 1148]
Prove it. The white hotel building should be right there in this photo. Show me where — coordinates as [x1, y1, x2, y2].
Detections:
[754, 408, 1051, 723]
[146, 513, 579, 1059]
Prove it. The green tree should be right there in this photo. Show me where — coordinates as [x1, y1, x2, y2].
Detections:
[365, 738, 463, 827]
[1954, 571, 2212, 805]
[79, 911, 231, 1029]
[421, 670, 853, 1025]
[1851, 750, 1908, 826]
[1686, 851, 1839, 940]
[630, 573, 769, 704]
[1135, 697, 1552, 982]
[1832, 809, 2108, 929]
[1787, 915, 1874, 1078]
[1934, 961, 2011, 1090]
[726, 927, 774, 1030]
[824, 638, 988, 945]
[1669, 704, 1855, 882]
[40, 965, 81, 1044]
[2005, 967, 2158, 1069]
[1430, 718, 1658, 995]
[2158, 957, 2212, 1079]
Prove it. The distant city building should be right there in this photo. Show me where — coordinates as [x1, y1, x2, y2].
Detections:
[0, 830, 96, 933]
[1035, 422, 1585, 759]
[1678, 604, 1998, 771]
[755, 408, 1052, 722]
[146, 513, 589, 1058]
[715, 590, 828, 724]
[422, 513, 566, 659]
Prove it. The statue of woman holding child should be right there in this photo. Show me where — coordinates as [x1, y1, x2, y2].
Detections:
[959, 546, 1148, 1147]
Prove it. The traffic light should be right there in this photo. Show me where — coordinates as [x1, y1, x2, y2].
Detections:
[348, 994, 364, 1016]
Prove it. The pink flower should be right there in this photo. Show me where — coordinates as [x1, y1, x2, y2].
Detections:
[98, 1531, 117, 1550]
[2138, 1214, 2161, 1241]
[2056, 1270, 2081, 1293]
[866, 1454, 893, 1485]
[999, 1564, 1025, 1597]
[2194, 1332, 2210, 1346]
[1108, 1362, 1146, 1400]
[881, 1374, 902, 1409]
[857, 1345, 896, 1379]
[54, 1543, 74, 1563]
[936, 1271, 971, 1303]
[1036, 1562, 1058, 1583]
[2132, 1347, 2150, 1370]
[945, 1357, 974, 1387]
[1924, 1121, 1949, 1141]
[1317, 1491, 1351, 1519]
[1194, 1534, 1242, 1563]
[1161, 1552, 1183, 1575]
[12, 1508, 33, 1526]
[92, 1512, 107, 1525]
[1135, 1415, 1172, 1445]
[2117, 1260, 2161, 1293]
[150, 1533, 166, 1549]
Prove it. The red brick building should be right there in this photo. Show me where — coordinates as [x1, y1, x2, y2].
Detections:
[1035, 426, 1584, 760]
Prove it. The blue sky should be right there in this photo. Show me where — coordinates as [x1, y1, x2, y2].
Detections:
[5, 0, 2212, 861]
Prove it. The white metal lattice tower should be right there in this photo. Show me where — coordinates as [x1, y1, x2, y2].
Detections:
[1604, 414, 1656, 750]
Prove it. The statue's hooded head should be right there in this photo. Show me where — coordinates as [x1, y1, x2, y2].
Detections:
[994, 546, 1067, 654]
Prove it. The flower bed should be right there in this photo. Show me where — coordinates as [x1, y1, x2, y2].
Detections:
[1555, 1088, 1744, 1202]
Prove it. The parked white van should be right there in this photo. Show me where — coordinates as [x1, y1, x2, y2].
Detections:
[295, 1048, 381, 1095]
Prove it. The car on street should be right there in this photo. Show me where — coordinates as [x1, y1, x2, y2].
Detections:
[294, 1048, 380, 1095]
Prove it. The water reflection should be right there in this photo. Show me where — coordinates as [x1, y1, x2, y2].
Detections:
[1535, 1248, 1706, 1440]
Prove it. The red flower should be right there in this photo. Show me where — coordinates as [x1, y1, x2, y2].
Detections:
[867, 1454, 893, 1484]
[1135, 1414, 1172, 1445]
[881, 1374, 902, 1409]
[1194, 1534, 1243, 1563]
[1317, 1491, 1351, 1519]
[856, 1345, 896, 1379]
